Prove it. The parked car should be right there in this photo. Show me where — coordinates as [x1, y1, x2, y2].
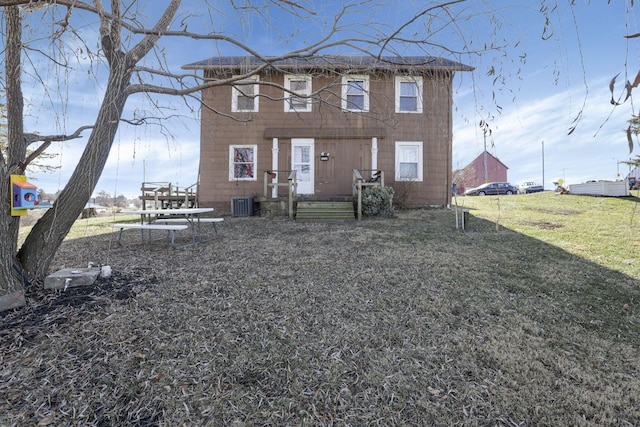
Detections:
[464, 182, 517, 196]
[517, 181, 544, 194]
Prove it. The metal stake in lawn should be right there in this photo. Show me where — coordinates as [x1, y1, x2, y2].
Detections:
[453, 184, 465, 230]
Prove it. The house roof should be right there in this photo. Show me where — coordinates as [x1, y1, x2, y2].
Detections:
[468, 150, 509, 170]
[182, 55, 474, 73]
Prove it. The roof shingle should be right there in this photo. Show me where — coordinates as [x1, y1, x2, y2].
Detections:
[182, 55, 473, 72]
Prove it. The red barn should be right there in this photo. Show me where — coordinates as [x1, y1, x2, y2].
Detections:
[453, 150, 508, 194]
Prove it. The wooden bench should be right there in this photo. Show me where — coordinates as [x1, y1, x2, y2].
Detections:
[154, 217, 224, 232]
[111, 223, 188, 248]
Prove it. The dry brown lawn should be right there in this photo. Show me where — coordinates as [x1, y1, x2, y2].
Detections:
[2, 207, 640, 426]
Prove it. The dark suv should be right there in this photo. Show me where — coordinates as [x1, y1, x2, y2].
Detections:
[464, 182, 517, 196]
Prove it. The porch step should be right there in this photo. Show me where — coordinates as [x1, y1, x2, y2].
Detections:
[295, 201, 355, 222]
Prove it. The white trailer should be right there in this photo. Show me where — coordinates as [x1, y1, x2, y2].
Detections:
[567, 180, 629, 197]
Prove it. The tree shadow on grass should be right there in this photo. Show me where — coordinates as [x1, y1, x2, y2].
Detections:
[457, 211, 640, 340]
[8, 211, 640, 350]
[3, 211, 640, 425]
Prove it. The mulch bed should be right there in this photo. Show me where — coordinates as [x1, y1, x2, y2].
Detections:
[2, 210, 640, 426]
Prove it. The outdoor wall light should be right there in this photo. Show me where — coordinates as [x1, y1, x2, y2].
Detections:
[320, 152, 330, 161]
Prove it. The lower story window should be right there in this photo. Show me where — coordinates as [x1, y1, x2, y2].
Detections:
[395, 141, 423, 181]
[230, 145, 257, 181]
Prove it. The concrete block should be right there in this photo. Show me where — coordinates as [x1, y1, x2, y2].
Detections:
[0, 291, 26, 311]
[44, 267, 101, 290]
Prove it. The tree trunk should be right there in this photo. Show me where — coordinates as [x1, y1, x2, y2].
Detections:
[0, 0, 180, 304]
[0, 6, 27, 311]
[81, 208, 97, 219]
[16, 57, 132, 283]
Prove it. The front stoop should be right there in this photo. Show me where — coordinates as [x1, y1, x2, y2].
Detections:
[295, 201, 355, 222]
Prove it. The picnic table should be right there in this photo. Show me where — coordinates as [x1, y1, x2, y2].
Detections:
[112, 207, 218, 248]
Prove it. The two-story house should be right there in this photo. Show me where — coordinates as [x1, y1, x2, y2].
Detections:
[182, 55, 473, 214]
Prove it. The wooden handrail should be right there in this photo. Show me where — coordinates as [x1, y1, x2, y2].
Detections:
[288, 170, 297, 220]
[353, 169, 363, 220]
[263, 170, 295, 197]
[262, 170, 297, 219]
[352, 169, 384, 220]
[140, 181, 198, 209]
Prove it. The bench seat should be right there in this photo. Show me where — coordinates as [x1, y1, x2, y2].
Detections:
[155, 217, 224, 232]
[111, 223, 189, 231]
[154, 218, 224, 223]
[111, 223, 188, 248]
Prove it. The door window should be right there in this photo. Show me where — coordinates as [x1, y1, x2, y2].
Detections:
[292, 139, 315, 194]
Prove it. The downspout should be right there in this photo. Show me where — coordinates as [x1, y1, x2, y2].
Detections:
[371, 137, 378, 175]
[446, 72, 453, 208]
[272, 138, 278, 198]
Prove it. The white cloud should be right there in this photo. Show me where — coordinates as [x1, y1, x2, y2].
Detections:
[453, 74, 634, 189]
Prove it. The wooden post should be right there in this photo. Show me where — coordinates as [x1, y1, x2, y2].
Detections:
[288, 170, 296, 220]
[357, 179, 362, 220]
[353, 169, 364, 221]
[263, 171, 269, 198]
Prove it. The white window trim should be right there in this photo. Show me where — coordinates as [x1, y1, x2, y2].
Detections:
[341, 74, 370, 112]
[231, 75, 259, 112]
[229, 144, 258, 181]
[395, 76, 423, 113]
[284, 74, 312, 112]
[395, 141, 423, 181]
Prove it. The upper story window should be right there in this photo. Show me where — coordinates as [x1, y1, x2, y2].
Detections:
[341, 75, 369, 111]
[229, 145, 257, 181]
[231, 75, 259, 112]
[395, 76, 423, 113]
[284, 75, 312, 112]
[395, 141, 423, 181]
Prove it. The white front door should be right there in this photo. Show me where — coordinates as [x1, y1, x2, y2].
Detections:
[292, 139, 315, 195]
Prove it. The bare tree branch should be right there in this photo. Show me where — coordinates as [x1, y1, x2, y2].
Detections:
[19, 141, 52, 171]
[377, 0, 467, 58]
[128, 0, 181, 66]
[23, 125, 93, 145]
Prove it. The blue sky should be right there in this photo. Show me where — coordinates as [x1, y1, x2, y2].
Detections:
[12, 1, 640, 198]
[451, 1, 637, 189]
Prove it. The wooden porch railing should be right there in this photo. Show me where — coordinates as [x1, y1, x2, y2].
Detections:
[263, 170, 297, 219]
[182, 182, 199, 208]
[352, 169, 384, 220]
[140, 181, 198, 210]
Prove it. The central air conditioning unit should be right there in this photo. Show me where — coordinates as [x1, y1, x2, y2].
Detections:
[231, 197, 253, 217]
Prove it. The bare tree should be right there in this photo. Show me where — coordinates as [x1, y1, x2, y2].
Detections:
[0, 0, 491, 310]
[2, 0, 583, 311]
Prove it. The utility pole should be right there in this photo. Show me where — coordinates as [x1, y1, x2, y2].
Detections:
[541, 141, 545, 190]
[480, 120, 491, 183]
